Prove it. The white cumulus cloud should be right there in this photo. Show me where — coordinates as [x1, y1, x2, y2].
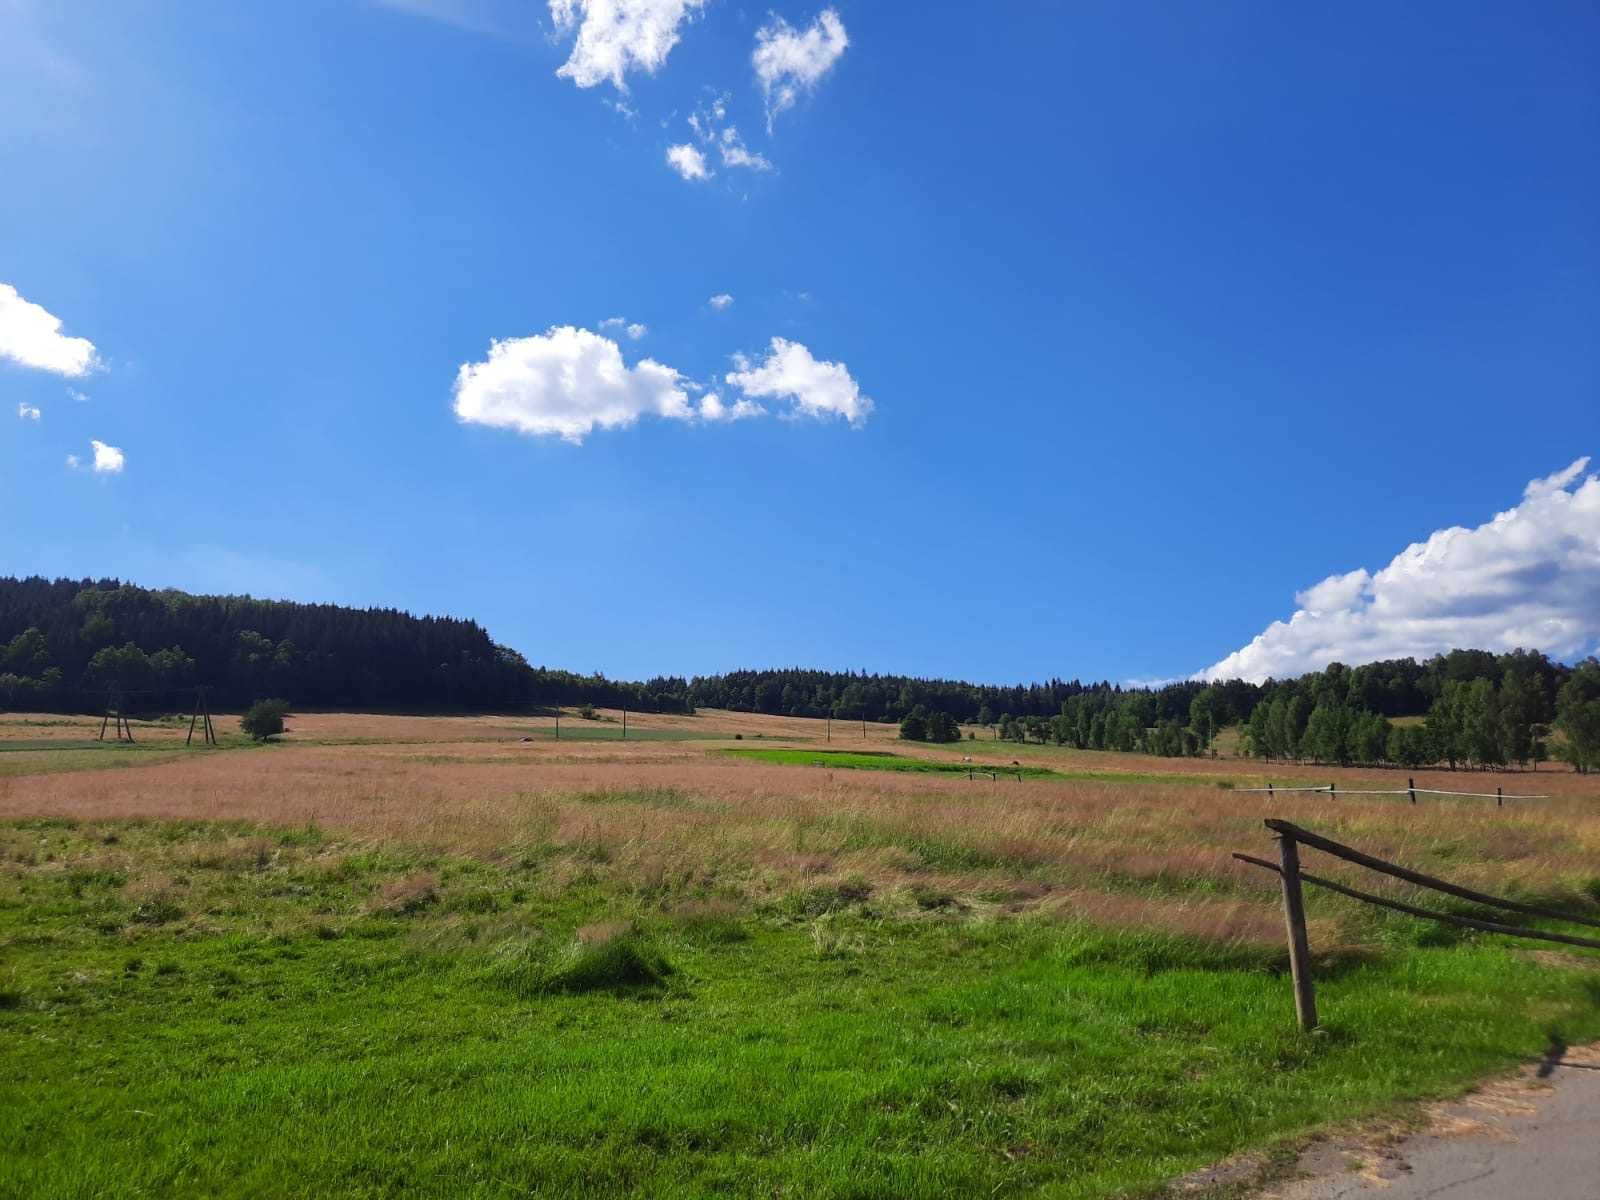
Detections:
[453, 325, 693, 444]
[708, 293, 734, 310]
[666, 142, 711, 180]
[1202, 457, 1600, 683]
[90, 439, 124, 473]
[725, 337, 871, 426]
[550, 0, 705, 91]
[752, 8, 848, 128]
[0, 283, 98, 377]
[17, 403, 41, 421]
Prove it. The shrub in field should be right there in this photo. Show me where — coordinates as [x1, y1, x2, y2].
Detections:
[240, 699, 290, 741]
[900, 706, 961, 743]
[577, 703, 597, 720]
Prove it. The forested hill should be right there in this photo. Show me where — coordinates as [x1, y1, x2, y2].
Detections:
[0, 577, 688, 713]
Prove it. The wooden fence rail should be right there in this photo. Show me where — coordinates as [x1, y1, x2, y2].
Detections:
[1236, 779, 1548, 805]
[1232, 819, 1600, 1030]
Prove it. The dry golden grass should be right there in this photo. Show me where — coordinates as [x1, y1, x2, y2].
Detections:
[2, 710, 1596, 949]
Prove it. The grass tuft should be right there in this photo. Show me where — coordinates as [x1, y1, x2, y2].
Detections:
[668, 899, 749, 943]
[489, 923, 673, 997]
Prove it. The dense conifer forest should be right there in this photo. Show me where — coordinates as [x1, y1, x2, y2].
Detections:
[2, 577, 1596, 770]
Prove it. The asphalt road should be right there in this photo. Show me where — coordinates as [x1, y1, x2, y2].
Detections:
[1261, 1044, 1600, 1200]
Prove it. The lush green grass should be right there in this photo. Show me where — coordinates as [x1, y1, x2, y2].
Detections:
[717, 745, 1262, 788]
[0, 739, 249, 778]
[2, 819, 1597, 1199]
[717, 747, 1060, 778]
[511, 724, 731, 743]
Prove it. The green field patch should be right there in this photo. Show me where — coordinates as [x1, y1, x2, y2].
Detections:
[2, 818, 1598, 1199]
[717, 747, 1059, 778]
[0, 740, 246, 779]
[505, 726, 727, 743]
[715, 747, 1258, 787]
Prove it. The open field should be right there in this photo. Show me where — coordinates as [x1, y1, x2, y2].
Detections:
[2, 708, 1598, 1197]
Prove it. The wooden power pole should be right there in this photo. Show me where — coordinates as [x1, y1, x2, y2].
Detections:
[186, 686, 217, 746]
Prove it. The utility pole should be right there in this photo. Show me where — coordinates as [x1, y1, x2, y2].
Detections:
[186, 685, 216, 746]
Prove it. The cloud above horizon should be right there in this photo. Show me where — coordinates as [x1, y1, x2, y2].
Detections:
[550, 0, 705, 91]
[453, 325, 694, 443]
[665, 142, 710, 180]
[725, 336, 872, 426]
[0, 283, 99, 377]
[453, 326, 870, 444]
[90, 439, 124, 473]
[753, 8, 848, 129]
[18, 402, 41, 421]
[1202, 457, 1600, 683]
[599, 316, 648, 340]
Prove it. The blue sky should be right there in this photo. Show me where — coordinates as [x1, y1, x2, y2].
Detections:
[3, 0, 1597, 685]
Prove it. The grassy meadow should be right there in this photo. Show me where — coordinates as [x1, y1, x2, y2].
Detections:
[1, 707, 1598, 1198]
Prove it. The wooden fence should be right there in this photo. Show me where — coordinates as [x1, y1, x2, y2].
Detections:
[1235, 779, 1548, 806]
[1233, 819, 1600, 1030]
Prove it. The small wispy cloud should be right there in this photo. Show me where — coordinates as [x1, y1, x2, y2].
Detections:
[599, 316, 648, 340]
[666, 142, 711, 181]
[708, 293, 734, 310]
[753, 8, 848, 129]
[717, 126, 772, 172]
[17, 403, 41, 421]
[695, 393, 763, 422]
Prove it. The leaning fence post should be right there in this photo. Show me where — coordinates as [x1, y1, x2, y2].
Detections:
[1329, 780, 1336, 801]
[1276, 832, 1319, 1031]
[1408, 776, 1416, 805]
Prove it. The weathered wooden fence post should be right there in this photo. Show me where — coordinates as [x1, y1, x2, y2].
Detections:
[1408, 776, 1416, 805]
[1276, 832, 1318, 1031]
[1497, 786, 1503, 808]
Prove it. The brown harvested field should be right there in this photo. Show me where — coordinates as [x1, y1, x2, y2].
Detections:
[3, 709, 1596, 950]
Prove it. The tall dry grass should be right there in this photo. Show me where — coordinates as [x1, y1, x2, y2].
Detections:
[2, 718, 1596, 948]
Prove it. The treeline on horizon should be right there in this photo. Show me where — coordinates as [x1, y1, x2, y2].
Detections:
[1, 577, 1596, 771]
